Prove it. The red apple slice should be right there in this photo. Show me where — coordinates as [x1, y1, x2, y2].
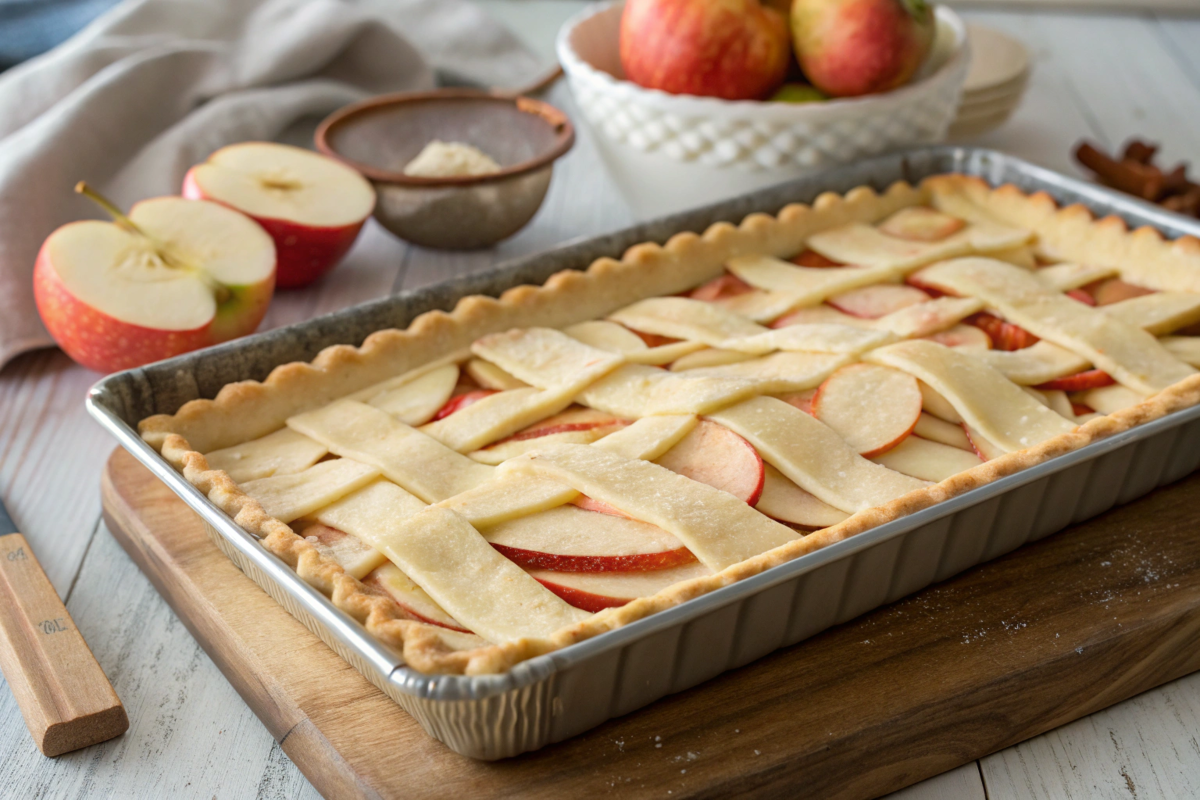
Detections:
[628, 328, 680, 348]
[34, 186, 276, 373]
[183, 142, 375, 288]
[813, 364, 922, 456]
[1034, 369, 1115, 392]
[828, 284, 931, 318]
[432, 389, 497, 420]
[780, 388, 817, 416]
[300, 523, 386, 580]
[962, 424, 1006, 461]
[654, 420, 765, 505]
[1086, 277, 1155, 306]
[770, 304, 866, 329]
[364, 563, 471, 632]
[688, 272, 754, 301]
[913, 412, 972, 450]
[924, 323, 991, 350]
[791, 249, 844, 267]
[904, 272, 950, 298]
[878, 207, 966, 241]
[1071, 401, 1096, 417]
[871, 435, 983, 482]
[474, 408, 632, 465]
[968, 312, 1038, 351]
[571, 496, 633, 518]
[473, 429, 618, 466]
[1066, 288, 1097, 306]
[529, 562, 714, 612]
[506, 407, 631, 442]
[919, 381, 963, 423]
[755, 464, 849, 529]
[483, 505, 694, 572]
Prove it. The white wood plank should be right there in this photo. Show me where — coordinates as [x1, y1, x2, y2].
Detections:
[1155, 18, 1200, 88]
[0, 5, 1194, 798]
[0, 350, 121, 594]
[475, 0, 581, 63]
[960, 12, 1200, 176]
[982, 670, 1200, 799]
[886, 763, 987, 800]
[258, 220, 411, 331]
[0, 524, 320, 799]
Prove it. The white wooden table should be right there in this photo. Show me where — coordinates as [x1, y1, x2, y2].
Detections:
[1, 4, 1198, 797]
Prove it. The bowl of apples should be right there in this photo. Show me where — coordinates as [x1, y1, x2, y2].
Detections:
[558, 0, 968, 218]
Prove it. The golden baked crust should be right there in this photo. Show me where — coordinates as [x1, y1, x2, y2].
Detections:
[140, 174, 1200, 675]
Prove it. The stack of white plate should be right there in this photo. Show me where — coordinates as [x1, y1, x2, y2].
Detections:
[948, 25, 1030, 140]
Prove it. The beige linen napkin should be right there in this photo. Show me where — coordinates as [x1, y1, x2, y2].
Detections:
[0, 0, 541, 369]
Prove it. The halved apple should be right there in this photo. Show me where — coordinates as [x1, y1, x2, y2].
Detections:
[183, 142, 375, 288]
[299, 523, 386, 580]
[878, 207, 966, 241]
[871, 435, 983, 482]
[755, 464, 849, 529]
[529, 562, 713, 612]
[654, 420, 765, 505]
[923, 323, 991, 350]
[483, 505, 694, 572]
[363, 563, 471, 632]
[813, 364, 922, 456]
[828, 284, 931, 319]
[34, 186, 275, 373]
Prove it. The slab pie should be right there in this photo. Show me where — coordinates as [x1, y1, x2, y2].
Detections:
[139, 174, 1200, 675]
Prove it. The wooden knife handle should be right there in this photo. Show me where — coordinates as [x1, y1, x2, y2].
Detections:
[0, 533, 127, 756]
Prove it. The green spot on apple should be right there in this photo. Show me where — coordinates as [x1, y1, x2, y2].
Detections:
[769, 84, 828, 104]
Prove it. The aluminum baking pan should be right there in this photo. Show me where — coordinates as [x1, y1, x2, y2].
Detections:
[87, 146, 1200, 759]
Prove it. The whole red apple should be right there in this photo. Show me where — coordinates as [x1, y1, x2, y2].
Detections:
[183, 142, 375, 289]
[33, 184, 276, 373]
[620, 0, 792, 101]
[792, 0, 935, 98]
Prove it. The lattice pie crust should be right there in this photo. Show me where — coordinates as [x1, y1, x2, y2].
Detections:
[140, 175, 1200, 675]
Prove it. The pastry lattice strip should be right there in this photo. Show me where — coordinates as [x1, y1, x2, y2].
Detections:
[207, 204, 1200, 655]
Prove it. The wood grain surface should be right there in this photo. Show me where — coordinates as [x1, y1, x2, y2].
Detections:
[2, 6, 1200, 797]
[100, 445, 1200, 799]
[0, 534, 126, 756]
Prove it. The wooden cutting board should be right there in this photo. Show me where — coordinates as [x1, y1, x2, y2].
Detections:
[100, 446, 1200, 799]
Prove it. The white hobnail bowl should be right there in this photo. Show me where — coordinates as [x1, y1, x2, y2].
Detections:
[557, 2, 970, 218]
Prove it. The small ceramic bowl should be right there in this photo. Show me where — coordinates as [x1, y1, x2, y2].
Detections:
[558, 2, 969, 218]
[315, 90, 575, 250]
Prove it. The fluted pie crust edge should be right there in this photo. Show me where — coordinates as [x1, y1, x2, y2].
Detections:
[139, 174, 1200, 675]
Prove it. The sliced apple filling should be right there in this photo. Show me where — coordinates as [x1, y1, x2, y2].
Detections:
[183, 194, 1200, 660]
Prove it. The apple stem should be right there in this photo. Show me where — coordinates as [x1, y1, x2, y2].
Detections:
[74, 181, 232, 305]
[74, 182, 148, 237]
